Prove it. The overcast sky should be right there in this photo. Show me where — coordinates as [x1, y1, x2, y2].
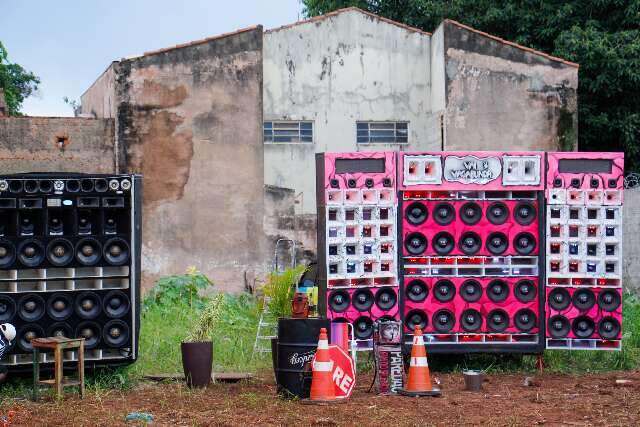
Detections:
[0, 0, 303, 116]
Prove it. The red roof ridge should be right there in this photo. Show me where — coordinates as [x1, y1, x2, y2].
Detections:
[444, 19, 579, 68]
[266, 7, 431, 36]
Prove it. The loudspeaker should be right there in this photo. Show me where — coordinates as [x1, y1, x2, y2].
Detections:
[0, 173, 141, 369]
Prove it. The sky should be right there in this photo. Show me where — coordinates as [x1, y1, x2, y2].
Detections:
[0, 0, 304, 116]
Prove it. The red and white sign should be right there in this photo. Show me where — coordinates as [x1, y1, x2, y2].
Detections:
[312, 344, 356, 399]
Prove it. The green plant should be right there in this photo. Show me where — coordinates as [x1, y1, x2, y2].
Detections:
[185, 293, 224, 342]
[262, 265, 307, 319]
[144, 267, 213, 310]
[0, 41, 40, 116]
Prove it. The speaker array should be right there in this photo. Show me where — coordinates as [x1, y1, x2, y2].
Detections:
[0, 174, 140, 368]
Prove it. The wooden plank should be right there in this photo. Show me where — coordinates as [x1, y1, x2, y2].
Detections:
[38, 379, 81, 387]
[143, 372, 253, 383]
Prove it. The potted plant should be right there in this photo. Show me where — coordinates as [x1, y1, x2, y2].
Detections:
[181, 293, 224, 388]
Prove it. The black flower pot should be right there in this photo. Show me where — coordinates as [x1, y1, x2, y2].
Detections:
[181, 341, 213, 388]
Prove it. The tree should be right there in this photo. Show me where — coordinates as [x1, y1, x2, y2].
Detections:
[302, 0, 640, 172]
[0, 41, 40, 116]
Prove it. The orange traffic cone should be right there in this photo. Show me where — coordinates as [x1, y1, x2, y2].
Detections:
[306, 327, 338, 403]
[398, 326, 441, 397]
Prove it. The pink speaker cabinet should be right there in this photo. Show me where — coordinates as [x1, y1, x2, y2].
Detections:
[545, 152, 624, 350]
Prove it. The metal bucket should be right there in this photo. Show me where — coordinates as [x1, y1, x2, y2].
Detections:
[463, 370, 484, 391]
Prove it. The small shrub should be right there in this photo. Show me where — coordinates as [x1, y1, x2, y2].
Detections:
[144, 266, 213, 310]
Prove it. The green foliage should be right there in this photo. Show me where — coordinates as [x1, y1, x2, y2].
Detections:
[302, 0, 640, 171]
[0, 41, 39, 116]
[185, 293, 224, 342]
[262, 265, 307, 319]
[144, 267, 213, 310]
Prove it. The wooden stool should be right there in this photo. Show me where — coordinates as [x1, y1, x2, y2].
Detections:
[32, 337, 85, 401]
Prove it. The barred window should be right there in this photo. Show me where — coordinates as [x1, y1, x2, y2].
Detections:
[264, 121, 313, 143]
[356, 121, 408, 144]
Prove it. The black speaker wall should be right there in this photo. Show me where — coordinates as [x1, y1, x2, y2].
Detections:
[352, 288, 374, 311]
[18, 324, 45, 352]
[572, 315, 595, 338]
[514, 202, 536, 225]
[597, 290, 621, 312]
[405, 309, 428, 332]
[432, 231, 454, 255]
[75, 292, 101, 319]
[460, 202, 482, 225]
[460, 279, 482, 302]
[375, 288, 397, 311]
[46, 238, 74, 267]
[547, 315, 570, 338]
[18, 293, 45, 322]
[0, 239, 16, 268]
[487, 279, 509, 302]
[353, 316, 374, 339]
[513, 232, 536, 255]
[486, 232, 508, 255]
[405, 279, 428, 303]
[17, 239, 45, 267]
[487, 202, 509, 225]
[75, 238, 102, 266]
[76, 321, 101, 349]
[487, 309, 509, 332]
[46, 293, 73, 321]
[0, 295, 15, 322]
[405, 232, 427, 256]
[47, 322, 73, 339]
[103, 320, 130, 347]
[103, 238, 130, 266]
[432, 309, 455, 333]
[515, 279, 536, 303]
[405, 202, 428, 225]
[572, 288, 596, 311]
[514, 309, 537, 332]
[549, 288, 571, 311]
[433, 202, 455, 225]
[460, 309, 482, 332]
[328, 290, 350, 313]
[598, 317, 621, 340]
[433, 279, 455, 302]
[458, 232, 481, 255]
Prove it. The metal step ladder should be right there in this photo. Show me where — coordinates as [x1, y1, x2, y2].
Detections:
[252, 297, 277, 358]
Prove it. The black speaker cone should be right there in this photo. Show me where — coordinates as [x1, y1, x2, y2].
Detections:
[548, 315, 570, 338]
[94, 179, 108, 192]
[433, 279, 455, 302]
[46, 293, 73, 321]
[353, 316, 374, 340]
[46, 238, 74, 267]
[328, 290, 350, 313]
[0, 295, 15, 322]
[514, 309, 537, 332]
[18, 293, 45, 322]
[75, 291, 101, 319]
[513, 232, 536, 255]
[47, 322, 73, 339]
[514, 201, 536, 225]
[24, 180, 38, 193]
[458, 231, 481, 255]
[432, 309, 455, 333]
[460, 202, 482, 225]
[18, 324, 45, 352]
[406, 279, 428, 303]
[514, 279, 536, 303]
[433, 202, 455, 225]
[487, 279, 509, 302]
[572, 315, 595, 338]
[75, 321, 101, 349]
[598, 316, 621, 340]
[104, 238, 130, 266]
[8, 180, 23, 193]
[75, 238, 102, 266]
[103, 320, 130, 347]
[375, 288, 397, 311]
[487, 202, 509, 225]
[66, 179, 80, 192]
[460, 309, 482, 332]
[487, 309, 509, 332]
[17, 239, 45, 267]
[598, 290, 621, 312]
[80, 179, 95, 192]
[572, 288, 596, 311]
[38, 180, 52, 193]
[405, 309, 428, 332]
[486, 232, 508, 255]
[404, 232, 427, 255]
[432, 231, 454, 255]
[549, 288, 571, 311]
[460, 279, 482, 302]
[352, 288, 374, 312]
[405, 202, 428, 225]
[0, 239, 16, 268]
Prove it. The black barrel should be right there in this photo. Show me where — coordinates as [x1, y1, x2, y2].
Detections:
[274, 317, 331, 399]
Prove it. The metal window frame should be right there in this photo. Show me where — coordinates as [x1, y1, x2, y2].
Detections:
[263, 120, 314, 144]
[356, 121, 409, 144]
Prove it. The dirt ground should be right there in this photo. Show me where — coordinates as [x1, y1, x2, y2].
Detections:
[1, 369, 639, 426]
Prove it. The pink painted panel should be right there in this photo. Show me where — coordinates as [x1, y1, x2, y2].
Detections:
[323, 152, 396, 190]
[326, 286, 399, 322]
[546, 152, 625, 191]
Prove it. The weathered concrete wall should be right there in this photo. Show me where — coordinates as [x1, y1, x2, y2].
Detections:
[0, 117, 115, 173]
[80, 63, 118, 119]
[112, 27, 265, 293]
[440, 21, 579, 152]
[264, 9, 435, 214]
[623, 187, 640, 295]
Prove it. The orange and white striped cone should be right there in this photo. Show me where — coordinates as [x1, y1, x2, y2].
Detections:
[398, 326, 441, 397]
[303, 327, 342, 404]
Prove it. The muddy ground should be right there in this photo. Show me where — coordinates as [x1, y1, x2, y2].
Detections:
[1, 370, 639, 426]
